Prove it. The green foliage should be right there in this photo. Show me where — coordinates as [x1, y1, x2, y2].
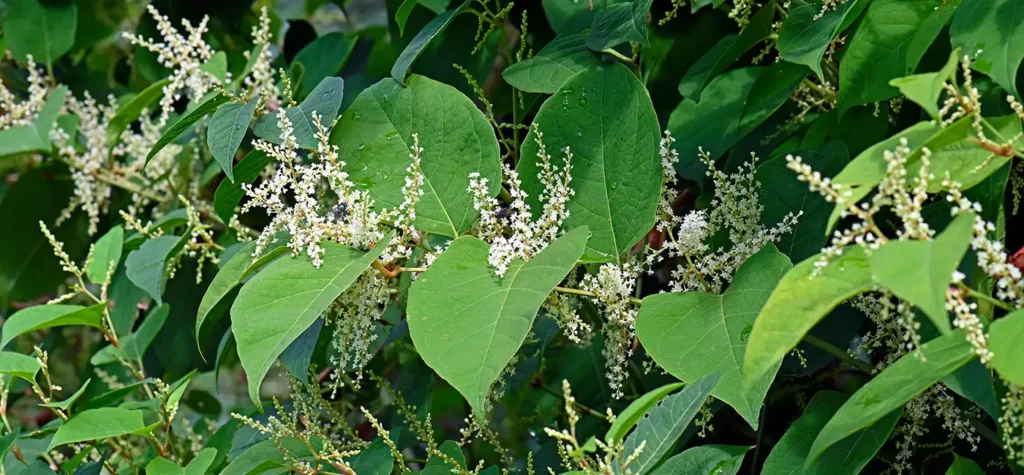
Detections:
[3, 0, 1024, 473]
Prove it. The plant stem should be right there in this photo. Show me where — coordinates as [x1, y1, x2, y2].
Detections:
[554, 286, 643, 306]
[601, 48, 635, 64]
[957, 282, 1014, 314]
[802, 334, 874, 373]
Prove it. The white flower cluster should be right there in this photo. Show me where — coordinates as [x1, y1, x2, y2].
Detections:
[53, 93, 118, 235]
[896, 384, 980, 473]
[242, 110, 424, 267]
[946, 287, 994, 364]
[580, 261, 642, 399]
[0, 54, 48, 130]
[656, 131, 682, 233]
[786, 137, 932, 275]
[1000, 384, 1024, 465]
[326, 272, 391, 394]
[468, 124, 573, 277]
[944, 177, 1024, 306]
[244, 7, 278, 105]
[123, 5, 226, 123]
[666, 150, 799, 293]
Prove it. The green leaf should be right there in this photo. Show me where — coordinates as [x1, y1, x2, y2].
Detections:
[757, 142, 850, 263]
[669, 65, 804, 184]
[201, 52, 228, 82]
[762, 391, 901, 475]
[808, 330, 976, 463]
[889, 48, 960, 120]
[988, 309, 1024, 386]
[1, 303, 107, 348]
[91, 304, 169, 365]
[650, 445, 751, 475]
[3, 0, 77, 66]
[744, 246, 874, 388]
[146, 94, 231, 165]
[396, 0, 421, 37]
[348, 439, 394, 475]
[680, 0, 774, 99]
[125, 235, 187, 305]
[637, 245, 792, 428]
[777, 0, 867, 80]
[292, 33, 356, 97]
[586, 0, 652, 51]
[280, 318, 323, 383]
[77, 378, 155, 411]
[0, 429, 20, 467]
[604, 382, 684, 444]
[39, 379, 91, 412]
[330, 74, 501, 237]
[542, 0, 627, 35]
[391, 1, 469, 83]
[196, 241, 289, 349]
[946, 454, 986, 475]
[48, 407, 157, 450]
[519, 63, 660, 262]
[214, 150, 273, 224]
[253, 77, 344, 150]
[620, 371, 723, 475]
[870, 212, 976, 333]
[944, 360, 1000, 419]
[408, 227, 589, 415]
[207, 97, 259, 182]
[146, 447, 218, 475]
[87, 226, 124, 284]
[950, 0, 1024, 99]
[106, 79, 171, 152]
[838, 0, 956, 116]
[423, 440, 467, 475]
[231, 234, 392, 406]
[502, 34, 600, 94]
[222, 438, 314, 475]
[0, 351, 40, 383]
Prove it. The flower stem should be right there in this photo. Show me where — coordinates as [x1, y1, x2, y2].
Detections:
[801, 334, 873, 373]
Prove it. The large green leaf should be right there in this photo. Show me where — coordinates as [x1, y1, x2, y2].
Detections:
[408, 227, 588, 415]
[869, 213, 975, 334]
[1, 303, 107, 348]
[889, 49, 960, 120]
[777, 0, 867, 80]
[125, 235, 187, 305]
[3, 0, 77, 66]
[756, 141, 850, 263]
[253, 77, 344, 150]
[391, 2, 469, 83]
[213, 150, 272, 224]
[620, 372, 723, 475]
[679, 0, 774, 100]
[650, 445, 751, 475]
[989, 309, 1024, 386]
[519, 63, 660, 262]
[231, 235, 391, 406]
[585, 0, 653, 51]
[207, 97, 258, 182]
[637, 245, 791, 428]
[348, 439, 394, 475]
[146, 94, 231, 165]
[808, 330, 976, 463]
[502, 34, 600, 94]
[86, 225, 124, 284]
[604, 382, 684, 444]
[106, 79, 171, 152]
[39, 379, 90, 412]
[292, 32, 356, 97]
[196, 241, 289, 348]
[944, 360, 1000, 419]
[950, 0, 1024, 99]
[762, 391, 901, 475]
[838, 0, 956, 116]
[743, 246, 874, 388]
[0, 351, 41, 383]
[48, 407, 157, 450]
[329, 74, 500, 237]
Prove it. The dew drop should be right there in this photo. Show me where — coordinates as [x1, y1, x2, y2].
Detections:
[610, 182, 618, 189]
[578, 98, 587, 106]
[356, 142, 366, 151]
[740, 324, 752, 342]
[353, 112, 362, 120]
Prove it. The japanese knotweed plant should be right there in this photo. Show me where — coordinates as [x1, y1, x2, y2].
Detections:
[3, 0, 1024, 474]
